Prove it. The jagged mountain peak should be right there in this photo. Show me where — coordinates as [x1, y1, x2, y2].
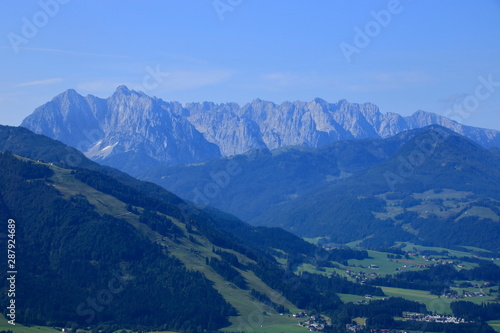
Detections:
[110, 85, 152, 103]
[115, 84, 131, 94]
[52, 88, 86, 106]
[247, 98, 276, 107]
[311, 97, 328, 105]
[111, 85, 155, 103]
[412, 109, 432, 116]
[409, 109, 442, 121]
[112, 85, 152, 98]
[334, 98, 349, 105]
[21, 87, 500, 175]
[22, 87, 222, 174]
[58, 88, 79, 98]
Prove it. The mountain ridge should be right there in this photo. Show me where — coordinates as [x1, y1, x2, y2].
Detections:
[21, 86, 500, 175]
[3, 125, 383, 330]
[254, 126, 500, 250]
[138, 125, 500, 251]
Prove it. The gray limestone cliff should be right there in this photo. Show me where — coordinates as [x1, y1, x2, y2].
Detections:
[21, 86, 500, 175]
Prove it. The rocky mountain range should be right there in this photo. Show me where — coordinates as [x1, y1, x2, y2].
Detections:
[21, 86, 500, 175]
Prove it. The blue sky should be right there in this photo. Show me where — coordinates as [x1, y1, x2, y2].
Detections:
[1, 0, 500, 130]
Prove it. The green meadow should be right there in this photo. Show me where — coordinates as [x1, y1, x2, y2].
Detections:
[0, 315, 59, 333]
[488, 320, 500, 333]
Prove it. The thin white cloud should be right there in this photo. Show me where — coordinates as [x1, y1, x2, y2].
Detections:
[8, 47, 132, 59]
[16, 78, 63, 87]
[162, 53, 208, 65]
[161, 70, 234, 91]
[439, 93, 468, 106]
[369, 71, 435, 85]
[76, 69, 234, 96]
[258, 72, 300, 91]
[259, 72, 340, 91]
[343, 71, 436, 92]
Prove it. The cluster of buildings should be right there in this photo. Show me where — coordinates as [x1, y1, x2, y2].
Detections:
[442, 289, 490, 299]
[344, 269, 380, 283]
[396, 263, 428, 269]
[294, 313, 327, 331]
[345, 323, 364, 332]
[421, 256, 454, 265]
[403, 312, 467, 324]
[345, 314, 470, 333]
[292, 311, 308, 318]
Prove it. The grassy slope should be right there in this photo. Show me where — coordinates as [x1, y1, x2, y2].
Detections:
[13, 160, 500, 333]
[295, 244, 499, 316]
[381, 286, 498, 315]
[488, 320, 500, 333]
[376, 189, 500, 223]
[46, 162, 304, 333]
[0, 315, 59, 333]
